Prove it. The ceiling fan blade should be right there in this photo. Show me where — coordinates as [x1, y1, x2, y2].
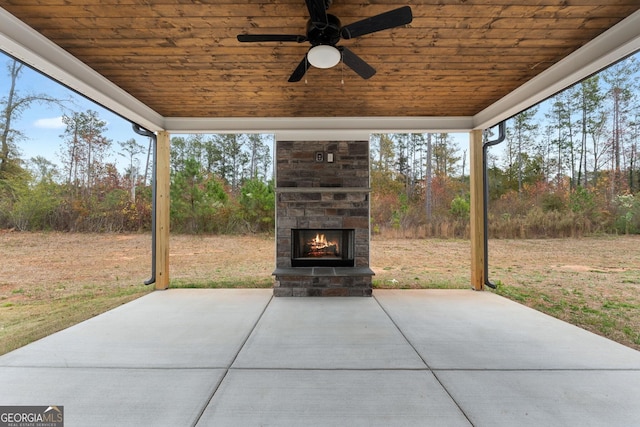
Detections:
[341, 6, 412, 39]
[288, 57, 310, 82]
[237, 34, 307, 43]
[340, 47, 376, 79]
[305, 0, 329, 28]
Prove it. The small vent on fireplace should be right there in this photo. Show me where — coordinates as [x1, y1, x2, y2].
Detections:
[291, 229, 355, 267]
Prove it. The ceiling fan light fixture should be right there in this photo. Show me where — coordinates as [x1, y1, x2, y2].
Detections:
[307, 45, 341, 69]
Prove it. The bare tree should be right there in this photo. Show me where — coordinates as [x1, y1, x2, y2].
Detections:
[1, 59, 64, 177]
[119, 138, 145, 202]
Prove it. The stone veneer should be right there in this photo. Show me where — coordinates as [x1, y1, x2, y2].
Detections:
[273, 140, 373, 296]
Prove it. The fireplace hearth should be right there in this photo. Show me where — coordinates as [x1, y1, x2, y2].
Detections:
[273, 140, 374, 296]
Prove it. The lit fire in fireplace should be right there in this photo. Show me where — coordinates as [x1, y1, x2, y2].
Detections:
[304, 233, 340, 257]
[291, 229, 354, 267]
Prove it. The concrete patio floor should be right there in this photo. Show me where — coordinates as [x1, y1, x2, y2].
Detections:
[1, 289, 639, 426]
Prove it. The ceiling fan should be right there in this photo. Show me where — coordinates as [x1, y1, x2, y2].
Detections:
[236, 0, 413, 82]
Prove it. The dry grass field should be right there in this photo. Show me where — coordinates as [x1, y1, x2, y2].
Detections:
[1, 232, 639, 355]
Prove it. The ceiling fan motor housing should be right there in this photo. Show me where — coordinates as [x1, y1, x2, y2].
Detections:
[306, 14, 341, 46]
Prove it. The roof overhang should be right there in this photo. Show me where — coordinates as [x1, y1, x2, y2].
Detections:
[2, 7, 640, 140]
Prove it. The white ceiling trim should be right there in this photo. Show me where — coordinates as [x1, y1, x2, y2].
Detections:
[1, 6, 639, 136]
[163, 116, 474, 140]
[473, 9, 640, 130]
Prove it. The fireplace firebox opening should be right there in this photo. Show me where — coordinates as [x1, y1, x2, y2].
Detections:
[291, 229, 355, 267]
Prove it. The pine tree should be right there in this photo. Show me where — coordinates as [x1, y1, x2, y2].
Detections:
[602, 57, 639, 193]
[574, 75, 606, 188]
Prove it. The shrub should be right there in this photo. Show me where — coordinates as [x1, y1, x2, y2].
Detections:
[541, 192, 565, 212]
[450, 195, 470, 220]
[7, 180, 62, 231]
[613, 194, 639, 234]
[238, 178, 275, 233]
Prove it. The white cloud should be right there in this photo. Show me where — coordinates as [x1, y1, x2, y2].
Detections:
[33, 116, 65, 129]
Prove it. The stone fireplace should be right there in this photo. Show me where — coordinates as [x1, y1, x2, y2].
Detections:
[273, 140, 374, 296]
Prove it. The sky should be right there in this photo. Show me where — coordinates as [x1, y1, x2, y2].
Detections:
[1, 51, 154, 172]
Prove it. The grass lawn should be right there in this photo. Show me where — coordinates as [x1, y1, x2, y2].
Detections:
[1, 232, 639, 354]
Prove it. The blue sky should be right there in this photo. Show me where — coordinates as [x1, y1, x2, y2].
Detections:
[1, 52, 153, 171]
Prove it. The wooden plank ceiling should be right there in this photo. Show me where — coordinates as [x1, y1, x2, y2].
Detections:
[1, 0, 639, 119]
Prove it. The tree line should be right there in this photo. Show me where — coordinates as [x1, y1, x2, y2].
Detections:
[0, 57, 276, 233]
[371, 55, 640, 238]
[168, 133, 274, 233]
[2, 55, 640, 237]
